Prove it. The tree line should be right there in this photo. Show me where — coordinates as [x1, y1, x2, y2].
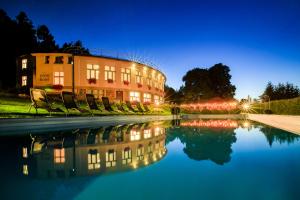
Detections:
[165, 63, 236, 103]
[261, 82, 300, 101]
[0, 9, 90, 89]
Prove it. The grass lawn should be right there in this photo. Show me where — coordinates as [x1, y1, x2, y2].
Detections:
[0, 96, 171, 118]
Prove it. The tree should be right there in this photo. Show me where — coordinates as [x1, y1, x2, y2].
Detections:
[61, 40, 90, 55]
[261, 82, 274, 101]
[181, 63, 236, 102]
[36, 25, 59, 52]
[261, 82, 299, 101]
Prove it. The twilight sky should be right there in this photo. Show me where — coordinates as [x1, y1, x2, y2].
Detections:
[1, 0, 300, 99]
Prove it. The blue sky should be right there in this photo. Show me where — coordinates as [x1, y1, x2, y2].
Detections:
[1, 0, 300, 99]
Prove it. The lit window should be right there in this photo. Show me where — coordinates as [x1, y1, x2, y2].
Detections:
[130, 91, 140, 102]
[130, 130, 141, 141]
[136, 71, 142, 84]
[22, 76, 27, 86]
[105, 66, 115, 81]
[148, 142, 153, 154]
[54, 72, 64, 85]
[154, 127, 162, 136]
[143, 93, 151, 103]
[144, 129, 151, 139]
[122, 147, 132, 165]
[54, 56, 63, 64]
[88, 150, 100, 170]
[54, 148, 65, 163]
[22, 59, 27, 69]
[105, 149, 116, 167]
[147, 73, 152, 86]
[23, 164, 28, 175]
[154, 95, 160, 105]
[22, 147, 28, 158]
[121, 68, 131, 83]
[87, 64, 99, 80]
[136, 144, 144, 161]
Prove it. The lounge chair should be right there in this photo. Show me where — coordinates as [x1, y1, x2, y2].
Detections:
[101, 97, 114, 112]
[143, 104, 151, 112]
[136, 102, 146, 113]
[29, 88, 64, 115]
[61, 91, 91, 115]
[126, 101, 138, 112]
[85, 94, 102, 114]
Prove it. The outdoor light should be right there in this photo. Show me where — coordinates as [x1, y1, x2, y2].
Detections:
[242, 103, 250, 111]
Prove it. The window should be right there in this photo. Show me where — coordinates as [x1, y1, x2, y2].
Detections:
[88, 149, 100, 170]
[148, 142, 153, 154]
[155, 141, 159, 149]
[154, 127, 162, 136]
[54, 148, 65, 163]
[136, 145, 144, 161]
[105, 149, 116, 167]
[146, 74, 152, 86]
[54, 56, 63, 64]
[68, 56, 73, 64]
[154, 95, 160, 105]
[122, 147, 132, 165]
[23, 164, 28, 175]
[22, 147, 28, 158]
[22, 76, 27, 86]
[22, 59, 27, 69]
[121, 68, 131, 83]
[144, 129, 151, 139]
[136, 71, 142, 84]
[45, 56, 50, 64]
[87, 64, 99, 80]
[105, 66, 115, 81]
[130, 91, 140, 102]
[54, 72, 64, 85]
[143, 93, 151, 103]
[130, 130, 141, 141]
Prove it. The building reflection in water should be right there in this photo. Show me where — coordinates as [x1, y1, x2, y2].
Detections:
[20, 122, 167, 178]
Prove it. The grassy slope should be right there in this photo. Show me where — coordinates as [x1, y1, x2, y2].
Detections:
[252, 97, 300, 115]
[0, 96, 171, 118]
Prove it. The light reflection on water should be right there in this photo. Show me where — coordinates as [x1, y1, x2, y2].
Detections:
[1, 119, 300, 200]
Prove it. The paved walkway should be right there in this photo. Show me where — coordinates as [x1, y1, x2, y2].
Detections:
[0, 115, 174, 136]
[248, 114, 300, 135]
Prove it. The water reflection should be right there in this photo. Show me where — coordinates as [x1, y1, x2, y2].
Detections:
[20, 122, 167, 179]
[260, 126, 300, 146]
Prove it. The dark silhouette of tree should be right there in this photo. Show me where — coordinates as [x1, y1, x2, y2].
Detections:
[260, 126, 300, 146]
[36, 25, 59, 52]
[261, 82, 299, 101]
[181, 63, 236, 102]
[61, 40, 90, 55]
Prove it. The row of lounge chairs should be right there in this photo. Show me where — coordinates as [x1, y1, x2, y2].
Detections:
[28, 88, 151, 116]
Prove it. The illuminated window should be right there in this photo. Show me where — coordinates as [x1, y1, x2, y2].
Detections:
[154, 127, 162, 136]
[154, 95, 159, 105]
[130, 130, 141, 141]
[22, 76, 27, 86]
[148, 142, 153, 154]
[22, 59, 27, 69]
[136, 71, 142, 84]
[87, 64, 99, 80]
[23, 164, 28, 175]
[121, 68, 131, 83]
[105, 66, 115, 81]
[146, 73, 152, 86]
[88, 149, 100, 170]
[54, 148, 65, 163]
[130, 91, 140, 102]
[136, 144, 144, 161]
[143, 93, 151, 103]
[54, 56, 63, 64]
[22, 147, 28, 158]
[144, 129, 151, 139]
[105, 149, 116, 167]
[54, 72, 64, 85]
[122, 147, 132, 165]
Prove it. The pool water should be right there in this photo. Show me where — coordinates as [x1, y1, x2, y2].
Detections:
[1, 119, 300, 200]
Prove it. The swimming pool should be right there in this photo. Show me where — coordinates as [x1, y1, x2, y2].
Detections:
[1, 119, 300, 200]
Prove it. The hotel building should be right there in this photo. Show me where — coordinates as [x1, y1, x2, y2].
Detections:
[17, 53, 166, 104]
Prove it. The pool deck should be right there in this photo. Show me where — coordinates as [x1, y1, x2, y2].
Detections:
[248, 114, 300, 135]
[0, 115, 174, 135]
